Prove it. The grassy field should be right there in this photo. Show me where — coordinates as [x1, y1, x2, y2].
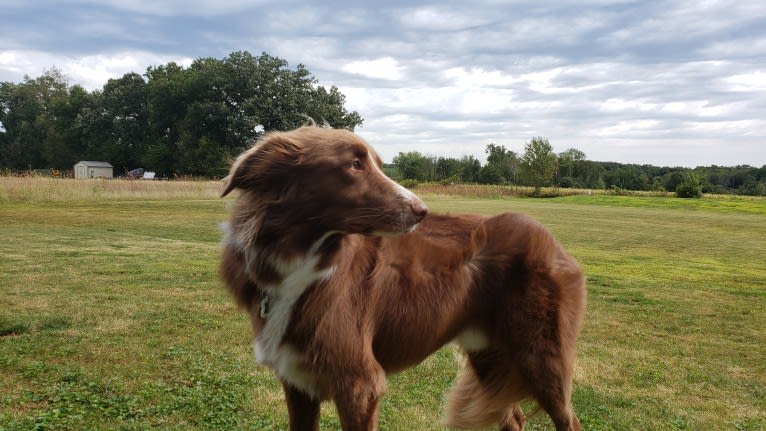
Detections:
[1, 178, 765, 430]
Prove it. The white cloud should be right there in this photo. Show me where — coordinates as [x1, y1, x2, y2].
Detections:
[683, 119, 765, 135]
[66, 53, 193, 89]
[343, 57, 403, 80]
[0, 50, 193, 90]
[593, 120, 663, 138]
[599, 98, 740, 118]
[444, 67, 516, 88]
[702, 37, 766, 59]
[61, 0, 263, 17]
[265, 6, 323, 32]
[398, 6, 490, 31]
[725, 71, 766, 92]
[0, 51, 31, 76]
[1, 0, 765, 167]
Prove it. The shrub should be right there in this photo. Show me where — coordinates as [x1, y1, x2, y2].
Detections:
[398, 179, 419, 189]
[478, 165, 504, 185]
[739, 180, 766, 196]
[439, 176, 460, 186]
[607, 185, 631, 196]
[675, 173, 703, 198]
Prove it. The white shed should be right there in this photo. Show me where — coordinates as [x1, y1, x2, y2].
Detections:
[74, 161, 114, 179]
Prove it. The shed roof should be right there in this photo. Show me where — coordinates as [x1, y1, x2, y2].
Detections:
[75, 161, 113, 168]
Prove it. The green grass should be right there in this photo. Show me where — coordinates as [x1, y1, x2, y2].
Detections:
[1, 180, 765, 430]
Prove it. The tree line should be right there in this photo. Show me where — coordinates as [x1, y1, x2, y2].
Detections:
[390, 141, 766, 196]
[0, 51, 363, 177]
[1, 52, 764, 196]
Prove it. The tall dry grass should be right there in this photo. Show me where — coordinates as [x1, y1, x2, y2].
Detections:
[0, 177, 223, 202]
[411, 183, 763, 203]
[410, 183, 619, 198]
[14, 176, 760, 204]
[1, 177, 682, 203]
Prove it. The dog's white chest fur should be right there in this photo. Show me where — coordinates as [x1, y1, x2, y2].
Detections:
[252, 238, 336, 397]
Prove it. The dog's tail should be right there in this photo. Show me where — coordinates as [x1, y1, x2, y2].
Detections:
[443, 359, 523, 429]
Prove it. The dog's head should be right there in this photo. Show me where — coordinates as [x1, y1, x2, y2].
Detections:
[222, 126, 428, 235]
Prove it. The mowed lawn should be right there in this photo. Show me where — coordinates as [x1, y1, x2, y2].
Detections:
[1, 179, 764, 430]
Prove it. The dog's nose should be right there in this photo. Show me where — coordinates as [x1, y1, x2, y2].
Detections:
[411, 201, 429, 220]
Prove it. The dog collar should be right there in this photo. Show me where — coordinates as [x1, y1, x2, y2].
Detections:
[260, 295, 270, 318]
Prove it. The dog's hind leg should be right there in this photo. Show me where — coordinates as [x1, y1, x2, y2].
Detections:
[518, 281, 584, 430]
[527, 369, 581, 431]
[518, 345, 581, 431]
[283, 382, 320, 431]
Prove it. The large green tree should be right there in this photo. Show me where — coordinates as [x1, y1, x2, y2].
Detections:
[99, 72, 149, 172]
[143, 62, 190, 175]
[435, 156, 463, 182]
[521, 136, 558, 194]
[0, 51, 363, 177]
[0, 69, 69, 170]
[557, 148, 585, 188]
[43, 84, 89, 169]
[145, 51, 363, 176]
[459, 155, 482, 183]
[483, 143, 519, 184]
[393, 151, 433, 181]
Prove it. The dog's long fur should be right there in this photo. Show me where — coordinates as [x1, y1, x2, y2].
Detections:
[220, 126, 586, 431]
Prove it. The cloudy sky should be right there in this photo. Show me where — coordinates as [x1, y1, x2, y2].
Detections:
[1, 0, 765, 167]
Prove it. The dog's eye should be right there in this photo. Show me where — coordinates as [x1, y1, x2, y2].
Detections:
[352, 160, 362, 170]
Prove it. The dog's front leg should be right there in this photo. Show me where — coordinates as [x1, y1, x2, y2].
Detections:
[333, 363, 387, 431]
[283, 381, 320, 431]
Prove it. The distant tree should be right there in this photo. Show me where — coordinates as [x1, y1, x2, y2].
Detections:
[651, 177, 666, 192]
[42, 84, 89, 169]
[0, 81, 41, 169]
[459, 155, 482, 183]
[712, 166, 738, 191]
[0, 68, 69, 170]
[423, 155, 437, 182]
[435, 157, 462, 183]
[557, 148, 586, 188]
[576, 160, 606, 189]
[521, 137, 558, 194]
[143, 62, 190, 175]
[740, 179, 766, 196]
[608, 165, 650, 191]
[393, 151, 428, 181]
[97, 72, 149, 172]
[478, 164, 504, 184]
[485, 143, 519, 184]
[663, 170, 686, 192]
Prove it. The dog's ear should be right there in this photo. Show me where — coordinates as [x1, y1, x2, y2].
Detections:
[221, 133, 302, 197]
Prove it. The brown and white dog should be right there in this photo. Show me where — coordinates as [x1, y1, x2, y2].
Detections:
[220, 126, 586, 431]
